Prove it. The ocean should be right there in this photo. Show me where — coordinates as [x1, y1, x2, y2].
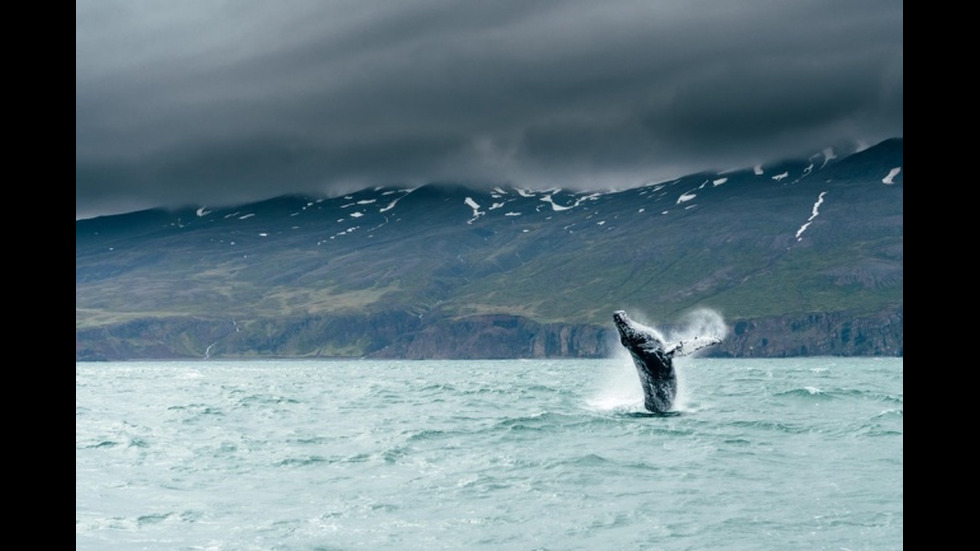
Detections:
[76, 357, 903, 550]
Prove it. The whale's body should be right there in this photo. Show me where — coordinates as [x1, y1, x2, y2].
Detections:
[613, 310, 721, 413]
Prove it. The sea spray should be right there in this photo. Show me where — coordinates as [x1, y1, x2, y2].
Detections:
[588, 350, 645, 412]
[667, 308, 729, 345]
[673, 357, 701, 413]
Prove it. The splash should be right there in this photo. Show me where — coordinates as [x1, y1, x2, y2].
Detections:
[665, 308, 729, 345]
[588, 349, 645, 412]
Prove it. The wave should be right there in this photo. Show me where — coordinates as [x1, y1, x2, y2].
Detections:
[136, 513, 172, 526]
[494, 411, 584, 432]
[775, 387, 903, 404]
[274, 455, 329, 467]
[617, 410, 682, 418]
[730, 419, 809, 434]
[405, 428, 454, 442]
[542, 453, 612, 469]
[79, 440, 119, 449]
[239, 394, 301, 406]
[775, 387, 830, 399]
[871, 408, 903, 419]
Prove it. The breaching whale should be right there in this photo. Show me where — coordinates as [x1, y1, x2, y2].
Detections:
[613, 310, 721, 413]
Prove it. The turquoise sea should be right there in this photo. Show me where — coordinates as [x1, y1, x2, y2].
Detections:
[76, 357, 903, 550]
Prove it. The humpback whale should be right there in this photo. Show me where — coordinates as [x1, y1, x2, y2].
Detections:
[613, 310, 721, 413]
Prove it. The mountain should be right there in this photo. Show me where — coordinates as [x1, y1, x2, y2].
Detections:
[76, 138, 903, 360]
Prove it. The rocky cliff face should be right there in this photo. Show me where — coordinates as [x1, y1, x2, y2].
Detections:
[76, 307, 902, 361]
[368, 314, 613, 359]
[721, 307, 904, 357]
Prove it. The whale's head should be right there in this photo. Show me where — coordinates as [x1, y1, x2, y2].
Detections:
[613, 310, 663, 352]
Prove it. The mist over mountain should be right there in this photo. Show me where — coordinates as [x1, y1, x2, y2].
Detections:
[76, 138, 903, 360]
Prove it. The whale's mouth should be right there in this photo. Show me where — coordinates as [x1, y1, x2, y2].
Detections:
[612, 310, 631, 334]
[612, 310, 637, 346]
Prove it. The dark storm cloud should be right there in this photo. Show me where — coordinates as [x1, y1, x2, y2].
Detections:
[76, 0, 903, 218]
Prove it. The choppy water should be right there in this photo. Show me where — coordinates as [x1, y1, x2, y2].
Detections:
[76, 357, 903, 550]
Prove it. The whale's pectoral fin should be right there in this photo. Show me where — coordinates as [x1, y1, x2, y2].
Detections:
[666, 336, 722, 357]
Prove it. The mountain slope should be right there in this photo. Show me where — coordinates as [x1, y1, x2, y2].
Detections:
[76, 139, 903, 359]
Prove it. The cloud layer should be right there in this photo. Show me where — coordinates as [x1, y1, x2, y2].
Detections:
[76, 0, 903, 218]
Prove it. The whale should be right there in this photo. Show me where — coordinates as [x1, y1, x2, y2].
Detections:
[613, 310, 721, 413]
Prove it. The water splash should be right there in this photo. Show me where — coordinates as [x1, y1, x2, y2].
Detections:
[666, 308, 729, 345]
[587, 350, 644, 412]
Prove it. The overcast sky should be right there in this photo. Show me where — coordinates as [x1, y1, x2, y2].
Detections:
[76, 0, 902, 219]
